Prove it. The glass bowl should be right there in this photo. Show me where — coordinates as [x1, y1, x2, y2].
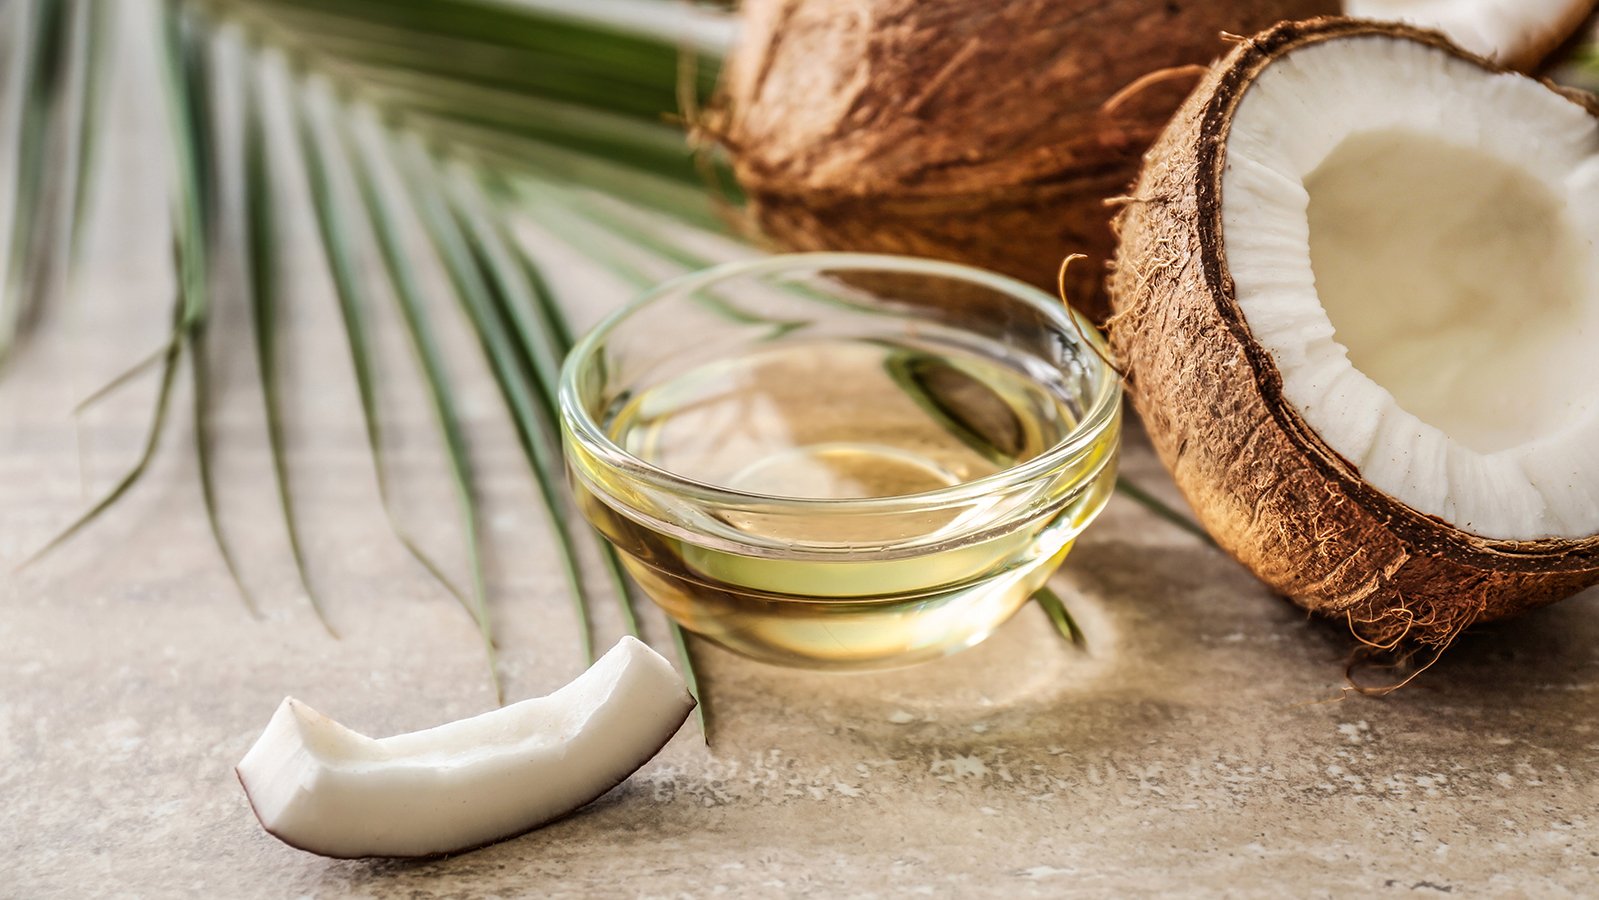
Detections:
[559, 253, 1121, 669]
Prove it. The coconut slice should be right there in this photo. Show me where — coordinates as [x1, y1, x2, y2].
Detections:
[236, 637, 695, 858]
[1345, 0, 1595, 71]
[1108, 18, 1599, 648]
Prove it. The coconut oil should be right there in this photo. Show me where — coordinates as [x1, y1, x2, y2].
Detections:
[572, 333, 1117, 668]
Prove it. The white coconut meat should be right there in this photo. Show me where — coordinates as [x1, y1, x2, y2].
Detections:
[236, 637, 695, 858]
[1220, 35, 1599, 541]
[1346, 0, 1593, 68]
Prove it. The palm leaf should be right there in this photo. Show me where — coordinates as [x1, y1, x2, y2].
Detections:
[378, 129, 599, 665]
[226, 0, 726, 116]
[18, 293, 184, 567]
[14, 0, 1220, 726]
[335, 97, 503, 700]
[192, 320, 266, 620]
[240, 40, 333, 632]
[0, 0, 66, 369]
[61, 0, 110, 263]
[287, 61, 468, 605]
[1035, 586, 1087, 650]
[19, 0, 726, 684]
[175, 8, 287, 625]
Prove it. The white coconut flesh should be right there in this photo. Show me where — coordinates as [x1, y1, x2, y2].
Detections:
[236, 637, 695, 858]
[1220, 35, 1599, 541]
[1346, 0, 1591, 67]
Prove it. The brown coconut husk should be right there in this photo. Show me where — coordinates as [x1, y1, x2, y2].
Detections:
[714, 0, 1338, 322]
[1106, 17, 1599, 649]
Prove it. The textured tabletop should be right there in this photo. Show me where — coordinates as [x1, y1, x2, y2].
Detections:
[6, 238, 1597, 897]
[3, 14, 1598, 900]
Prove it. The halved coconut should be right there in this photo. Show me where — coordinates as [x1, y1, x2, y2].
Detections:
[236, 637, 695, 858]
[1108, 18, 1599, 648]
[1347, 0, 1595, 72]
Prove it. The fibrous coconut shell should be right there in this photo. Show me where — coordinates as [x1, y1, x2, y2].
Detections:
[717, 0, 1337, 322]
[1107, 18, 1599, 649]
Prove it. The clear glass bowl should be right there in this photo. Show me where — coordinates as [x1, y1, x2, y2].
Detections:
[559, 253, 1121, 669]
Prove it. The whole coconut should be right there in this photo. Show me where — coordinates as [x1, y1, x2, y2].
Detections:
[716, 0, 1337, 321]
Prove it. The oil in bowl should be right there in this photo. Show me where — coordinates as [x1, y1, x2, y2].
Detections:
[561, 254, 1121, 669]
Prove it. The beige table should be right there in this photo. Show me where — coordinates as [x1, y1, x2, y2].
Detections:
[4, 12, 1598, 899]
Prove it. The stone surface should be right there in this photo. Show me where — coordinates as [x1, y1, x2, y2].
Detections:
[2, 7, 1598, 898]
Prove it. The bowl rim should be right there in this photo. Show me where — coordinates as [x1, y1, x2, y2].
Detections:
[557, 252, 1123, 515]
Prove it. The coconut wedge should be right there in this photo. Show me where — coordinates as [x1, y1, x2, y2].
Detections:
[1109, 19, 1599, 648]
[1346, 0, 1595, 71]
[236, 637, 695, 858]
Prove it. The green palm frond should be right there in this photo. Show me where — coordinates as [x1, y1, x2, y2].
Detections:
[230, 0, 732, 203]
[8, 0, 1219, 726]
[11, 0, 730, 705]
